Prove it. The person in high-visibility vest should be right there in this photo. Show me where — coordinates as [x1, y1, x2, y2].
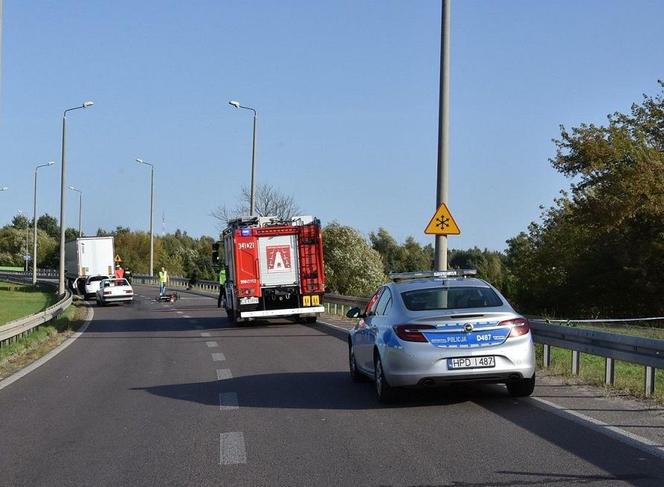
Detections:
[217, 267, 227, 308]
[159, 267, 169, 296]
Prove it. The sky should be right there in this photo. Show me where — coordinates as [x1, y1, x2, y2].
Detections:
[0, 0, 662, 252]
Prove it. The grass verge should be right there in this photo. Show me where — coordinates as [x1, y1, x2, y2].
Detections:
[0, 301, 88, 381]
[0, 280, 59, 325]
[535, 343, 664, 403]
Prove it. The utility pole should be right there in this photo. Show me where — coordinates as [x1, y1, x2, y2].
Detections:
[434, 0, 451, 271]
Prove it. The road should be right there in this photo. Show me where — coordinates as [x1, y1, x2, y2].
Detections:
[1, 284, 663, 486]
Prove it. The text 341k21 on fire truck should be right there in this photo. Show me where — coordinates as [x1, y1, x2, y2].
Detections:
[212, 215, 325, 323]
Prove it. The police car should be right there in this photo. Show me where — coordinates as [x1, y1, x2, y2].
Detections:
[346, 270, 536, 402]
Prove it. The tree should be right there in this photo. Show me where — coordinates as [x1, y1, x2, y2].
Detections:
[370, 228, 433, 274]
[11, 214, 29, 230]
[323, 222, 386, 296]
[369, 228, 404, 273]
[450, 247, 511, 296]
[37, 214, 59, 238]
[211, 184, 301, 227]
[507, 82, 664, 317]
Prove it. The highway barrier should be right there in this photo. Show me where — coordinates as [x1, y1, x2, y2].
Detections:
[0, 273, 72, 348]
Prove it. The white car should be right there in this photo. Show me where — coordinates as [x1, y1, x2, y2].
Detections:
[96, 278, 134, 306]
[84, 275, 111, 300]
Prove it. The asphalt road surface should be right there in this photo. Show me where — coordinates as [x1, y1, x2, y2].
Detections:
[1, 285, 663, 486]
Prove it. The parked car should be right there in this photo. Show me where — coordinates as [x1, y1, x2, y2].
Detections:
[83, 275, 111, 300]
[346, 270, 536, 402]
[96, 278, 134, 306]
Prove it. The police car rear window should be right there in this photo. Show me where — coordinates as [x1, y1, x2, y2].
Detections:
[401, 287, 503, 311]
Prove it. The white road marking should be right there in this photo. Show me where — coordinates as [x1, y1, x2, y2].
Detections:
[0, 304, 95, 392]
[216, 368, 233, 381]
[176, 311, 184, 315]
[206, 341, 218, 348]
[318, 319, 351, 334]
[201, 332, 211, 337]
[219, 432, 246, 465]
[211, 352, 226, 362]
[219, 392, 239, 411]
[529, 397, 664, 460]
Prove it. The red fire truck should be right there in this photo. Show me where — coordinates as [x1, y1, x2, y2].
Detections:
[215, 216, 325, 323]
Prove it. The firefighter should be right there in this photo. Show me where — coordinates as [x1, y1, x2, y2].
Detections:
[217, 266, 227, 308]
[114, 264, 125, 279]
[159, 267, 169, 296]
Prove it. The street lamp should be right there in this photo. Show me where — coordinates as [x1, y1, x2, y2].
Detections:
[17, 210, 29, 272]
[136, 158, 155, 276]
[68, 185, 83, 237]
[58, 101, 93, 295]
[33, 161, 55, 284]
[229, 100, 258, 216]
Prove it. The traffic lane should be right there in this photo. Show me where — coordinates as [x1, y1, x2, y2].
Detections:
[132, 283, 220, 314]
[137, 319, 664, 486]
[0, 293, 231, 486]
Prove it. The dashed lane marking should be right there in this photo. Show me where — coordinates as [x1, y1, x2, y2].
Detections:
[219, 392, 239, 411]
[216, 369, 233, 381]
[212, 352, 226, 362]
[201, 332, 211, 337]
[206, 341, 218, 348]
[220, 432, 246, 465]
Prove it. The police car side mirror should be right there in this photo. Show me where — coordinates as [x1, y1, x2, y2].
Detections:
[346, 307, 363, 319]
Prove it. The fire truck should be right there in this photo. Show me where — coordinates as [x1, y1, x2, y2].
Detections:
[214, 216, 325, 323]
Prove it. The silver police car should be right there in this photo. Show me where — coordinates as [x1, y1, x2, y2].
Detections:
[346, 270, 535, 402]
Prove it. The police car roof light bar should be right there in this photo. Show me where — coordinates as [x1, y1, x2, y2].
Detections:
[389, 269, 477, 281]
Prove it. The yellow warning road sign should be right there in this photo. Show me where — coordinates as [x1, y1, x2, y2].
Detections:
[424, 203, 461, 235]
[114, 254, 123, 263]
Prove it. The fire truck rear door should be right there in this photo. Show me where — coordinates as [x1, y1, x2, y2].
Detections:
[257, 235, 299, 287]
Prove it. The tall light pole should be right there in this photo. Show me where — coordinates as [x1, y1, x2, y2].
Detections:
[136, 158, 154, 276]
[33, 161, 55, 284]
[68, 185, 83, 237]
[229, 100, 258, 216]
[58, 101, 93, 295]
[17, 210, 29, 272]
[434, 0, 451, 271]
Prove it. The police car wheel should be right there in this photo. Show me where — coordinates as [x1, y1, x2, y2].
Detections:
[507, 374, 535, 397]
[375, 354, 397, 403]
[348, 344, 366, 383]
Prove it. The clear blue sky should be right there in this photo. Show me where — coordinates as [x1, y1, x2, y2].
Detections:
[1, 0, 662, 251]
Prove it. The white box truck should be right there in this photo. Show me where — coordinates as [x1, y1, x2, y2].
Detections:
[65, 236, 115, 293]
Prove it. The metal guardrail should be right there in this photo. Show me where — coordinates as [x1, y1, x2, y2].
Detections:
[131, 275, 220, 294]
[322, 294, 664, 398]
[0, 273, 72, 348]
[530, 320, 664, 397]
